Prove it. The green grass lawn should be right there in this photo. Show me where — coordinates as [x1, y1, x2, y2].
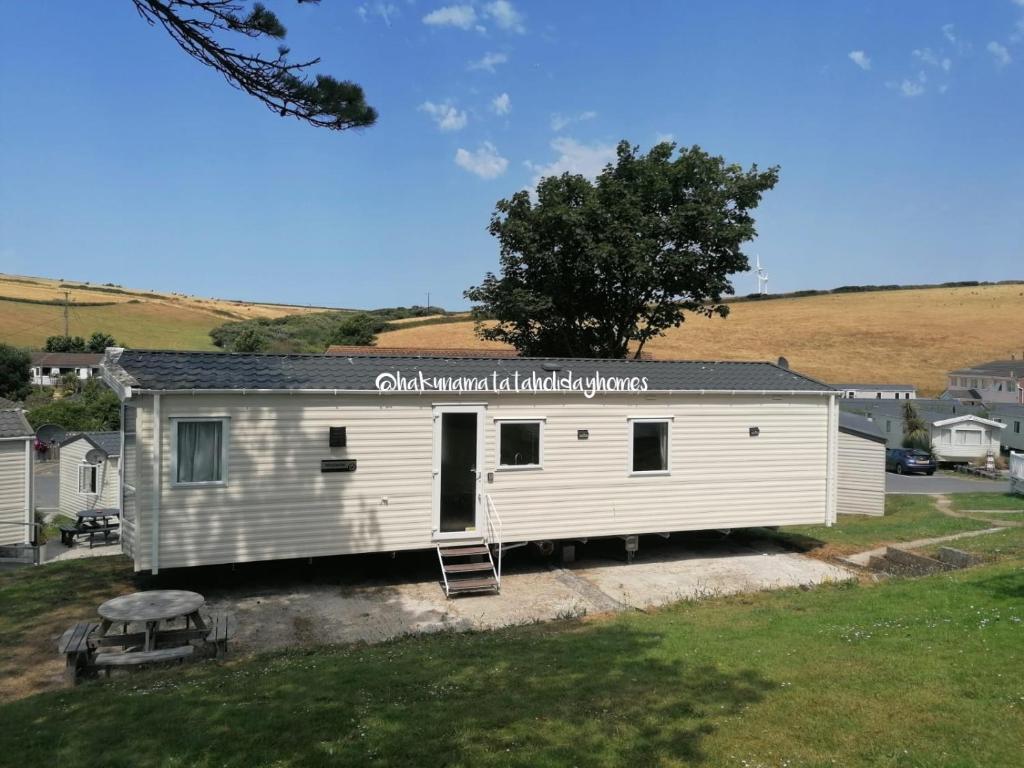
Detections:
[921, 526, 1024, 561]
[766, 495, 992, 555]
[2, 554, 1024, 766]
[949, 492, 1024, 512]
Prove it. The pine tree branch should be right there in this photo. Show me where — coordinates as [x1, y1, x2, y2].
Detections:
[132, 0, 377, 130]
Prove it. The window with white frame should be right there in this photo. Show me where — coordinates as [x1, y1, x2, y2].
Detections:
[78, 464, 97, 494]
[173, 418, 228, 484]
[497, 420, 543, 468]
[630, 419, 670, 474]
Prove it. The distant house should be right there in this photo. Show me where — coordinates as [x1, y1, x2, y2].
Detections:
[837, 413, 886, 517]
[59, 432, 121, 519]
[0, 408, 34, 546]
[990, 404, 1024, 453]
[29, 352, 103, 387]
[939, 388, 985, 406]
[834, 383, 917, 400]
[944, 360, 1024, 404]
[839, 398, 981, 448]
[929, 415, 1005, 463]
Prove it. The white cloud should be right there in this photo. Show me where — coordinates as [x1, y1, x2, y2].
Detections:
[357, 2, 398, 25]
[913, 48, 951, 71]
[848, 50, 871, 70]
[419, 101, 468, 131]
[942, 23, 957, 44]
[483, 1, 525, 33]
[526, 137, 617, 187]
[491, 92, 511, 115]
[987, 41, 1012, 67]
[549, 110, 597, 131]
[467, 51, 509, 72]
[455, 142, 509, 179]
[655, 132, 675, 144]
[422, 5, 477, 30]
[896, 79, 925, 97]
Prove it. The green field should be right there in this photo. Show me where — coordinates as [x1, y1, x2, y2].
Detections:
[949, 493, 1024, 512]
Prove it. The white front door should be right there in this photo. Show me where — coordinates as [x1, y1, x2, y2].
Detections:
[432, 405, 485, 539]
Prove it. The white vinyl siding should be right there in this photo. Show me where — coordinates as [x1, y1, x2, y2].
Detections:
[127, 392, 832, 572]
[836, 431, 885, 516]
[0, 440, 31, 546]
[59, 439, 120, 518]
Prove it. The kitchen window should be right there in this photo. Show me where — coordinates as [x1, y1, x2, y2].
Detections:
[497, 420, 543, 469]
[629, 418, 671, 475]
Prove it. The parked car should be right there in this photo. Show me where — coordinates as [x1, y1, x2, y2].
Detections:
[886, 448, 937, 475]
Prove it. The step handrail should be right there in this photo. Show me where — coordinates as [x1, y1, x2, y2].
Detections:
[484, 493, 503, 588]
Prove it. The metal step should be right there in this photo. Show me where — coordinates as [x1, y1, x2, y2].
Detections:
[438, 544, 490, 557]
[446, 576, 499, 594]
[443, 561, 495, 574]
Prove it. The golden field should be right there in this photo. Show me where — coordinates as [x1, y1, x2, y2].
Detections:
[378, 284, 1024, 395]
[0, 273, 347, 350]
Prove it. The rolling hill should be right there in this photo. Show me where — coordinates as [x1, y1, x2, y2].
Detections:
[377, 284, 1024, 395]
[0, 273, 352, 351]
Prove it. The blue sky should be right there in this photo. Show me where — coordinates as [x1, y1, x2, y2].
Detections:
[1, 1, 1022, 310]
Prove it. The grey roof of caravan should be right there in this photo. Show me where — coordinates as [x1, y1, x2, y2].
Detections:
[104, 350, 835, 394]
[0, 409, 33, 439]
[838, 412, 887, 443]
[61, 431, 121, 457]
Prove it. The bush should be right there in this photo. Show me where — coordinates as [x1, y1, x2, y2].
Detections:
[26, 379, 120, 431]
[0, 344, 31, 401]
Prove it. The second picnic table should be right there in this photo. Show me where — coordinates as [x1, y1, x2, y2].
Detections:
[97, 590, 207, 651]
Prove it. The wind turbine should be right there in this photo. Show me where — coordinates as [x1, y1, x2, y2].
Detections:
[756, 255, 769, 295]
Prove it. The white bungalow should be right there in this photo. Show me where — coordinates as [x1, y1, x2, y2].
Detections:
[0, 408, 34, 547]
[59, 432, 121, 518]
[930, 414, 1005, 463]
[101, 349, 842, 593]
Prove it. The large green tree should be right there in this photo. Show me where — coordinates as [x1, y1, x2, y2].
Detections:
[131, 0, 377, 131]
[465, 141, 779, 358]
[0, 344, 31, 401]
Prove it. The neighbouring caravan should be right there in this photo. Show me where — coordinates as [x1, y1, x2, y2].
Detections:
[102, 349, 841, 588]
[58, 432, 121, 518]
[930, 415, 1005, 463]
[0, 409, 34, 546]
[836, 413, 886, 517]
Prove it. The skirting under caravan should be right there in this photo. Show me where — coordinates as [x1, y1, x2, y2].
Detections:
[102, 349, 840, 575]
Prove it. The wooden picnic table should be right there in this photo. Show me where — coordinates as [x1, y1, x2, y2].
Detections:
[60, 508, 120, 548]
[97, 590, 207, 652]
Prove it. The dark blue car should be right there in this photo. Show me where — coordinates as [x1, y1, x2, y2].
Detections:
[885, 448, 937, 475]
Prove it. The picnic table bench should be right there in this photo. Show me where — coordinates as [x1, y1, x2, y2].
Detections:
[57, 590, 233, 684]
[59, 508, 120, 548]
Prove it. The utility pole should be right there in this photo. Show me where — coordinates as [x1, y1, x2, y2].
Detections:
[63, 291, 70, 337]
[426, 291, 431, 309]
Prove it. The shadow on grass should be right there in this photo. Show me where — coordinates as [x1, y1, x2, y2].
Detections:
[0, 621, 776, 767]
[964, 568, 1024, 600]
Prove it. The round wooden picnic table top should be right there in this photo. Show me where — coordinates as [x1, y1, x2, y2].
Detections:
[98, 590, 205, 623]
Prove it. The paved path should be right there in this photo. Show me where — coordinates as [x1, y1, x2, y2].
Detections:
[886, 471, 1009, 495]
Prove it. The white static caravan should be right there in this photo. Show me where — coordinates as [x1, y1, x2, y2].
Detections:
[930, 415, 1005, 463]
[58, 432, 121, 518]
[0, 409, 34, 546]
[836, 413, 886, 517]
[102, 350, 840, 590]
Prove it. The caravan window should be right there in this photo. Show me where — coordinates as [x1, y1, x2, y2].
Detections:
[172, 418, 229, 485]
[78, 464, 97, 494]
[497, 420, 543, 469]
[629, 419, 671, 474]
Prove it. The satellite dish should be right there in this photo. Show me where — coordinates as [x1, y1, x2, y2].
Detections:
[35, 424, 67, 444]
[84, 448, 107, 465]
